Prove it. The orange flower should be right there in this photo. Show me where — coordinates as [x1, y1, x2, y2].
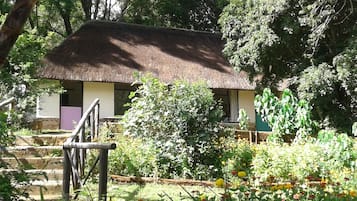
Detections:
[350, 190, 357, 197]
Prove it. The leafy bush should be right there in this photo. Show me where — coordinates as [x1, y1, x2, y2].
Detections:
[108, 134, 158, 177]
[0, 28, 60, 128]
[122, 75, 224, 179]
[252, 142, 323, 182]
[222, 139, 254, 180]
[316, 130, 356, 179]
[237, 109, 249, 130]
[252, 130, 357, 190]
[255, 88, 318, 142]
[0, 112, 31, 200]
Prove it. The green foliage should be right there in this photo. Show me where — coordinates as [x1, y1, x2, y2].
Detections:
[252, 130, 356, 189]
[0, 26, 60, 127]
[255, 88, 317, 142]
[122, 75, 224, 179]
[0, 112, 31, 200]
[252, 143, 323, 182]
[219, 0, 357, 133]
[237, 109, 249, 130]
[222, 139, 254, 179]
[108, 134, 158, 177]
[0, 112, 14, 145]
[316, 130, 356, 178]
[123, 0, 228, 31]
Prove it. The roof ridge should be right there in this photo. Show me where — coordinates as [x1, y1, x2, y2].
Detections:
[83, 20, 222, 38]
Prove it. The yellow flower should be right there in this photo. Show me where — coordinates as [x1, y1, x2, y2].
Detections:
[237, 171, 247, 178]
[284, 183, 293, 189]
[200, 194, 207, 201]
[320, 178, 328, 184]
[350, 190, 357, 197]
[215, 178, 225, 188]
[277, 184, 284, 190]
[270, 185, 278, 191]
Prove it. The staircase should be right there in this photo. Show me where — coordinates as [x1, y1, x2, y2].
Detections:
[1, 132, 72, 201]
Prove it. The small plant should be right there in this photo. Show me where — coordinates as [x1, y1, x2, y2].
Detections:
[237, 109, 249, 130]
[0, 112, 32, 200]
[222, 139, 254, 180]
[108, 134, 158, 177]
[255, 88, 318, 142]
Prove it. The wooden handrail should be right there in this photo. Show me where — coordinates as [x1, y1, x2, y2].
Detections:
[62, 98, 116, 201]
[0, 97, 15, 108]
[0, 97, 15, 125]
[65, 98, 100, 143]
[63, 142, 116, 150]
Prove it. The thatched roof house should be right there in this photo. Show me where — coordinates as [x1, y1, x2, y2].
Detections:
[39, 21, 255, 90]
[37, 21, 271, 131]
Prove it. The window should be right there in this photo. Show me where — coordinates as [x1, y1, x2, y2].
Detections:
[114, 83, 135, 115]
[212, 88, 230, 121]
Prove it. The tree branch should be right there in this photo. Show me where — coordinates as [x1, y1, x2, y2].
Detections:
[0, 0, 37, 68]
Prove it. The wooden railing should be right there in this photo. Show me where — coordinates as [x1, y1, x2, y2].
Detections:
[0, 97, 15, 108]
[0, 97, 15, 124]
[62, 98, 116, 201]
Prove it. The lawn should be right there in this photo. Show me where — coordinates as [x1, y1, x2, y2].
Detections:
[77, 182, 225, 201]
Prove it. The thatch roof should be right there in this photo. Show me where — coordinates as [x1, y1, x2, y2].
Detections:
[39, 21, 256, 90]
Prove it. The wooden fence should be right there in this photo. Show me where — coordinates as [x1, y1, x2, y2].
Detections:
[62, 98, 116, 201]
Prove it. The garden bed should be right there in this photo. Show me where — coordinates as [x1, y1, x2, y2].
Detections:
[111, 175, 215, 186]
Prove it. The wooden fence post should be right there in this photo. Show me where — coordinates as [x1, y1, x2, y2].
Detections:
[63, 149, 71, 201]
[98, 149, 109, 201]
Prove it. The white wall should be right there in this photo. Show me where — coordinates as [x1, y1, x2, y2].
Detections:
[36, 80, 60, 118]
[229, 90, 239, 122]
[83, 82, 114, 118]
[238, 90, 256, 124]
[37, 94, 60, 118]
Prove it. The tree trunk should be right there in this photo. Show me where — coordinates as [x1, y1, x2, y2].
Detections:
[62, 14, 73, 36]
[102, 0, 108, 20]
[93, 0, 100, 20]
[80, 0, 92, 21]
[54, 1, 73, 36]
[0, 0, 37, 68]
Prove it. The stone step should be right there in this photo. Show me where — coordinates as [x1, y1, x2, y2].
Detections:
[0, 169, 63, 181]
[15, 133, 72, 146]
[2, 145, 63, 158]
[19, 180, 62, 199]
[1, 156, 63, 169]
[27, 194, 63, 201]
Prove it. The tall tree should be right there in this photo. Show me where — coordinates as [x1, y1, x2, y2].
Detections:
[122, 0, 228, 31]
[0, 0, 37, 68]
[219, 0, 357, 133]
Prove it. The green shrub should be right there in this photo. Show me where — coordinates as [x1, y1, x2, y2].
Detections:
[237, 109, 249, 130]
[222, 139, 254, 179]
[108, 134, 158, 177]
[122, 75, 224, 179]
[317, 130, 356, 180]
[252, 130, 357, 190]
[255, 88, 318, 142]
[253, 143, 318, 182]
[0, 112, 31, 200]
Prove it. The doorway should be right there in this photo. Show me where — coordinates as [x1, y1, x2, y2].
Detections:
[60, 81, 83, 130]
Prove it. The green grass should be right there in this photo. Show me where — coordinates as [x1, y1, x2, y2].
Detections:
[77, 182, 224, 201]
[13, 128, 37, 136]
